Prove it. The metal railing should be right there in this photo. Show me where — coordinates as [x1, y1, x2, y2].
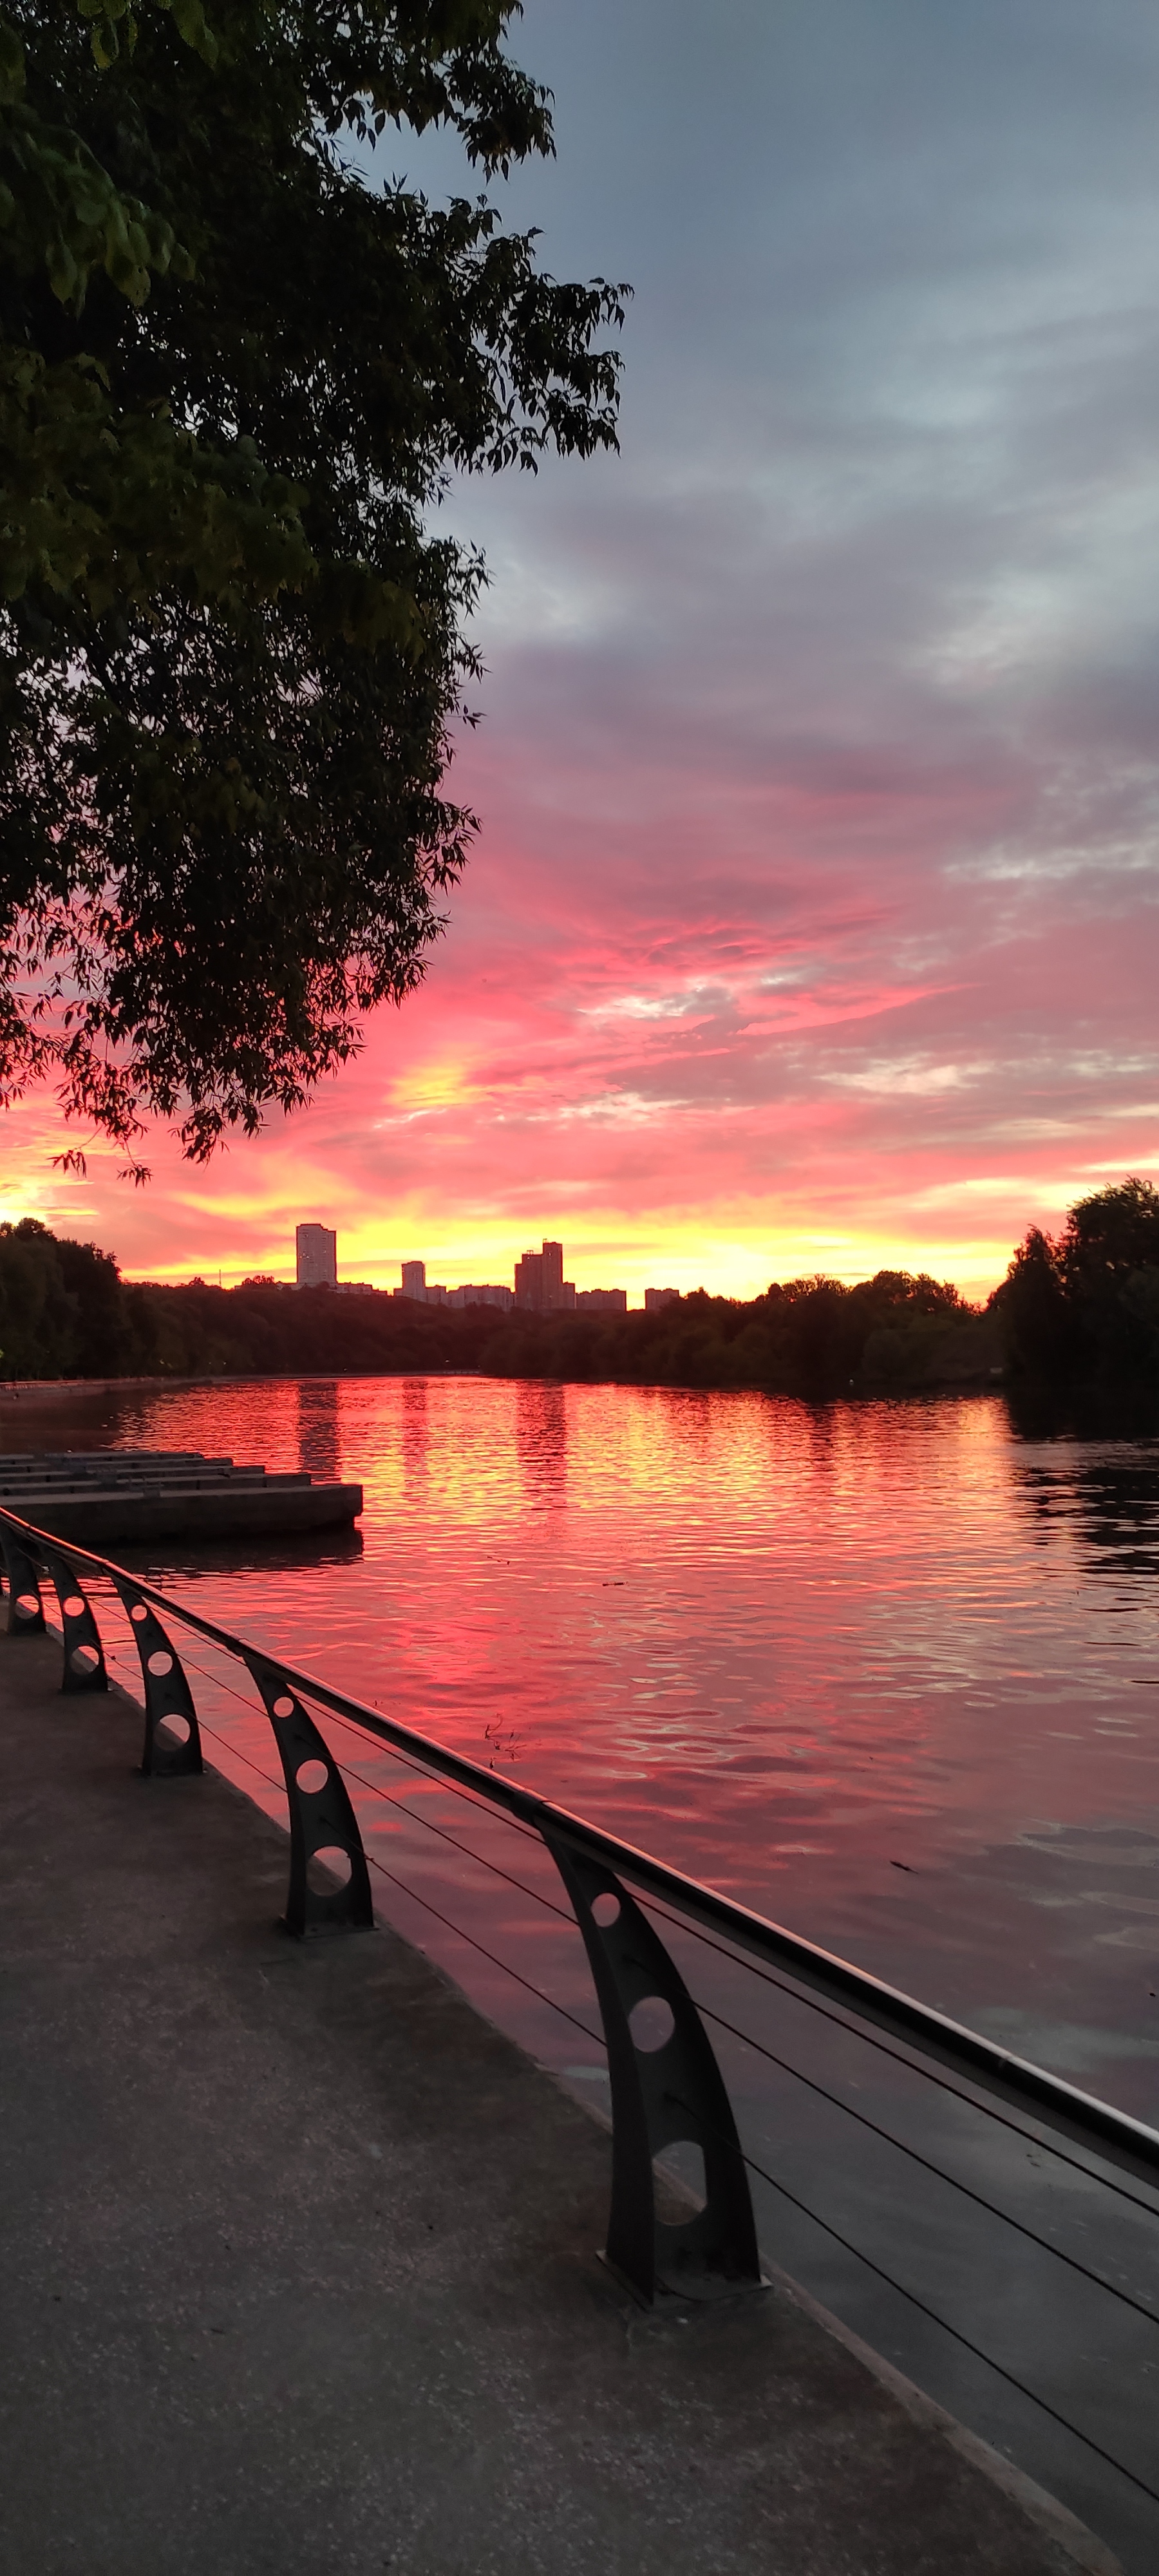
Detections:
[3, 1497, 1158, 2551]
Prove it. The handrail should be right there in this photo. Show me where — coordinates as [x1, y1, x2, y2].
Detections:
[3, 1499, 1158, 2201]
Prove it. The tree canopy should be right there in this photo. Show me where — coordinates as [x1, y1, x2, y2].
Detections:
[0, 1, 625, 1170]
[0, 1213, 132, 1372]
[995, 1177, 1159, 1388]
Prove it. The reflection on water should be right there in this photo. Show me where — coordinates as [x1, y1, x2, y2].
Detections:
[516, 1379, 568, 1512]
[4, 1377, 1159, 2111]
[294, 1378, 341, 1483]
[399, 1376, 429, 1498]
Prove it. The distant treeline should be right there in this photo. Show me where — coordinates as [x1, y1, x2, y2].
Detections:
[0, 1217, 1001, 1396]
[10, 1182, 1159, 1399]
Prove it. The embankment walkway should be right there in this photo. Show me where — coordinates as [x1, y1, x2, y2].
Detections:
[0, 1632, 1117, 2576]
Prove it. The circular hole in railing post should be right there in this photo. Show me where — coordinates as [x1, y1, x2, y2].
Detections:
[306, 1845, 353, 1895]
[157, 1714, 191, 1747]
[131, 1603, 149, 1624]
[295, 1757, 329, 1796]
[62, 1594, 86, 1617]
[70, 1644, 100, 1675]
[654, 2141, 707, 2215]
[16, 1593, 39, 1616]
[629, 1995, 675, 2054]
[592, 1889, 621, 1928]
[273, 1694, 296, 1719]
[147, 1649, 173, 1676]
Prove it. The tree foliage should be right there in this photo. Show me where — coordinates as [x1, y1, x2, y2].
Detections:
[0, 1212, 135, 1371]
[994, 1177, 1159, 1387]
[0, 1, 625, 1166]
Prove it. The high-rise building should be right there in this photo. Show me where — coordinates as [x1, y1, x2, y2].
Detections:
[514, 1240, 576, 1311]
[575, 1287, 628, 1313]
[400, 1260, 426, 1300]
[644, 1287, 681, 1312]
[296, 1222, 337, 1289]
[514, 1249, 543, 1309]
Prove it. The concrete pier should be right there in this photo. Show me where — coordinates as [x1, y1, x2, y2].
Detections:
[0, 1630, 1117, 2576]
[0, 1449, 362, 1542]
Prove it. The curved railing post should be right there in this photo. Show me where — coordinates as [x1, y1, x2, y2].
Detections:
[0, 1519, 46, 1636]
[545, 1833, 762, 2306]
[40, 1548, 108, 1694]
[110, 1575, 203, 1777]
[246, 1654, 373, 1938]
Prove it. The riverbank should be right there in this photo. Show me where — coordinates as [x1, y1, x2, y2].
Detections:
[0, 1626, 1112, 2575]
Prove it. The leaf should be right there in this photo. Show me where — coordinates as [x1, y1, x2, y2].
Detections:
[45, 237, 80, 305]
[0, 12, 24, 102]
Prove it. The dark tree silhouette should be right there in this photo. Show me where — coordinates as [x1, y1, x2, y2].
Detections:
[0, 1, 625, 1168]
[995, 1179, 1159, 1388]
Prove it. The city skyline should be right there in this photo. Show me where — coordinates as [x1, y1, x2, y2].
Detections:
[293, 1229, 649, 1309]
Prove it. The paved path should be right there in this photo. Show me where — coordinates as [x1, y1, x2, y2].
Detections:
[0, 1629, 1118, 2576]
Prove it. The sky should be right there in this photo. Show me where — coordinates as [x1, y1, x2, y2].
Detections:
[6, 0, 1159, 1299]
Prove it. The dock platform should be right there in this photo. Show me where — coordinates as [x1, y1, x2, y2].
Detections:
[0, 1448, 362, 1542]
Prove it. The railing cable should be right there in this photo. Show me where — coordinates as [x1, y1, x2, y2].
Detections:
[688, 1996, 1159, 2325]
[361, 1846, 605, 2052]
[138, 1605, 552, 1848]
[729, 2128, 1159, 2510]
[187, 1712, 607, 2056]
[306, 1741, 575, 1926]
[636, 1891, 1159, 2221]
[164, 1638, 577, 1929]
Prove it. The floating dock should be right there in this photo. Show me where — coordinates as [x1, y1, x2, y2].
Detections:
[0, 1449, 362, 1544]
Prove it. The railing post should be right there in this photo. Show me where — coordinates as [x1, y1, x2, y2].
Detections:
[246, 1655, 373, 1937]
[111, 1575, 203, 1777]
[0, 1520, 46, 1635]
[545, 1834, 763, 2306]
[40, 1548, 108, 1694]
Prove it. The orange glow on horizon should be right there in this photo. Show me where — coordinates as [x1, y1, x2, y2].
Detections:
[0, 1103, 1077, 1307]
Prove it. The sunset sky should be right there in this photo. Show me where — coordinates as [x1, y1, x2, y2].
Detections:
[6, 0, 1159, 1299]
